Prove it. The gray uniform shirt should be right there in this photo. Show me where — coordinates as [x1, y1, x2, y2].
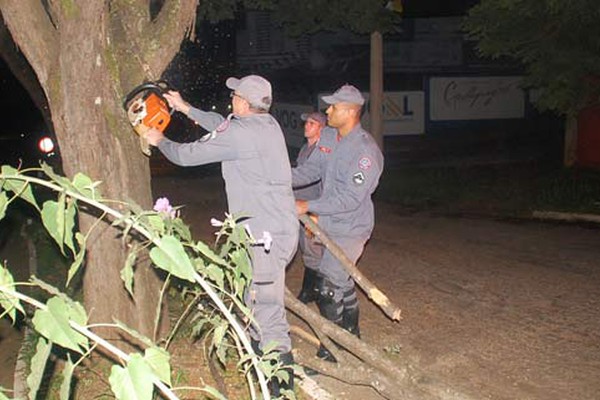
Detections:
[157, 108, 299, 278]
[292, 124, 383, 240]
[293, 141, 322, 201]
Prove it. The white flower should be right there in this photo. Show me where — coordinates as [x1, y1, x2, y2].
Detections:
[210, 217, 224, 227]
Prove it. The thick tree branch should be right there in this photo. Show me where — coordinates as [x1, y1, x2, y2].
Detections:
[142, 0, 197, 75]
[0, 0, 58, 87]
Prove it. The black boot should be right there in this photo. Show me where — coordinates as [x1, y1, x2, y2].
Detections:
[268, 351, 294, 398]
[297, 268, 319, 304]
[315, 278, 343, 363]
[341, 306, 361, 338]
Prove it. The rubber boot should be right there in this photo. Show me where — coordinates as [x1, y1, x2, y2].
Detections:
[268, 352, 294, 399]
[297, 268, 319, 304]
[341, 306, 361, 338]
[316, 279, 343, 363]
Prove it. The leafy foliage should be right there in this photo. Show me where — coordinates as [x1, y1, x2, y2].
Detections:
[464, 0, 600, 115]
[197, 0, 400, 35]
[0, 164, 292, 400]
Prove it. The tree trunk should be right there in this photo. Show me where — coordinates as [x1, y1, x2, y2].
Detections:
[370, 31, 384, 150]
[1, 0, 197, 341]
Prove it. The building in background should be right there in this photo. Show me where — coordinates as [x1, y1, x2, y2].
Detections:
[234, 11, 563, 167]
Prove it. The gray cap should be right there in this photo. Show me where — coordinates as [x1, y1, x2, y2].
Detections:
[301, 111, 327, 126]
[321, 84, 365, 106]
[226, 75, 272, 109]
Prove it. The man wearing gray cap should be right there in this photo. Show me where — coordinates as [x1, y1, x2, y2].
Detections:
[292, 84, 384, 361]
[294, 111, 326, 304]
[144, 75, 298, 395]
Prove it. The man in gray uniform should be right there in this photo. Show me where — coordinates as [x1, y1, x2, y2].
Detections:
[294, 111, 326, 304]
[144, 75, 298, 393]
[293, 84, 383, 360]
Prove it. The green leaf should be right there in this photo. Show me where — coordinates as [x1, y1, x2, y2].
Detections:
[60, 355, 75, 400]
[27, 337, 52, 400]
[0, 166, 38, 210]
[204, 264, 225, 288]
[230, 249, 252, 281]
[144, 347, 171, 386]
[72, 172, 102, 199]
[66, 233, 86, 286]
[32, 296, 88, 353]
[0, 192, 8, 221]
[146, 215, 165, 234]
[109, 354, 154, 400]
[0, 387, 11, 400]
[149, 235, 195, 282]
[171, 218, 192, 242]
[40, 162, 72, 189]
[64, 200, 77, 255]
[41, 200, 65, 254]
[211, 323, 228, 365]
[195, 241, 228, 266]
[0, 265, 24, 323]
[121, 248, 137, 298]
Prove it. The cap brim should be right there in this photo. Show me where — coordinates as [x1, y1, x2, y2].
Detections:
[321, 94, 337, 105]
[226, 77, 240, 90]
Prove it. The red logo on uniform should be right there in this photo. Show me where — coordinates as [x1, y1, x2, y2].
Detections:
[319, 146, 332, 154]
[358, 157, 372, 170]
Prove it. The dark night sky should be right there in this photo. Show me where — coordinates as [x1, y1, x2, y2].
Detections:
[0, 0, 480, 147]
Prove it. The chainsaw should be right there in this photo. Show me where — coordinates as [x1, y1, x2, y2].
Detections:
[123, 81, 173, 155]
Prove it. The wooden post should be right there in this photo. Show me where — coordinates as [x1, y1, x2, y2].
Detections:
[370, 31, 384, 150]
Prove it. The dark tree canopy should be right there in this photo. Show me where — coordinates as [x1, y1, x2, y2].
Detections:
[464, 0, 600, 116]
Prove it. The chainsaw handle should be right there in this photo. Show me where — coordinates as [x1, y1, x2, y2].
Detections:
[123, 80, 175, 110]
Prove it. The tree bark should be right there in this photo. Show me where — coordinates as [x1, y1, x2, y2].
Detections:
[0, 0, 196, 340]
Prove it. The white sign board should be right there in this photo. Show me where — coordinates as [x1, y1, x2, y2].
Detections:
[271, 103, 314, 148]
[318, 91, 425, 136]
[429, 76, 525, 121]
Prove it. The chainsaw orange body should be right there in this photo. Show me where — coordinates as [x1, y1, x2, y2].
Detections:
[124, 81, 172, 133]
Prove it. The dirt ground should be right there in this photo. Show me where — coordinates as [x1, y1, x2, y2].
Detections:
[2, 173, 600, 399]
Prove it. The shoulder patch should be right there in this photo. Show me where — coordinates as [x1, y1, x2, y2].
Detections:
[319, 146, 332, 154]
[216, 118, 230, 132]
[200, 114, 234, 142]
[358, 157, 372, 170]
[352, 171, 365, 185]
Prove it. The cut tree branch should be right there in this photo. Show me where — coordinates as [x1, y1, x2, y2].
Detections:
[298, 214, 402, 321]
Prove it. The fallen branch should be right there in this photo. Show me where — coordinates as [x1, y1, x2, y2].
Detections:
[285, 289, 428, 400]
[298, 214, 402, 321]
[532, 210, 600, 224]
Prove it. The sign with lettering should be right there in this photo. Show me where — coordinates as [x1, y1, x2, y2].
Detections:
[429, 76, 525, 121]
[271, 103, 313, 148]
[318, 91, 425, 136]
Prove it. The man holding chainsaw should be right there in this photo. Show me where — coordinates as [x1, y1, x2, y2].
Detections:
[292, 84, 384, 361]
[144, 75, 298, 396]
